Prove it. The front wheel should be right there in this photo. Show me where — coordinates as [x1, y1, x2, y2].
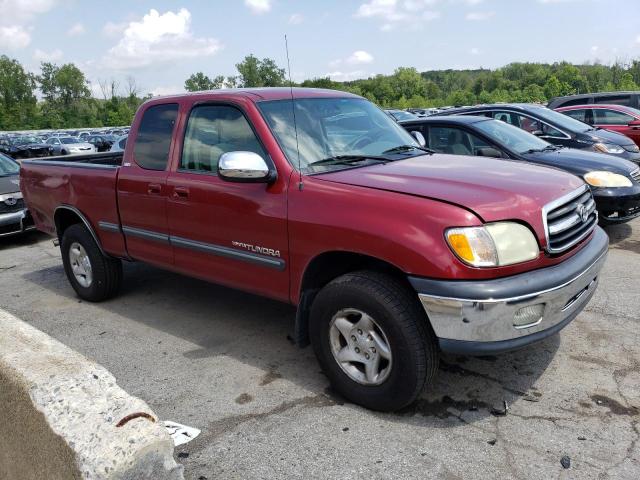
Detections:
[309, 271, 439, 411]
[61, 224, 122, 301]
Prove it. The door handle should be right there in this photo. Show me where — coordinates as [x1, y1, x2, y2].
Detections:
[173, 186, 189, 199]
[147, 183, 162, 195]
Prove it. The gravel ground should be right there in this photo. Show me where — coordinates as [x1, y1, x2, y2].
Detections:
[0, 219, 638, 480]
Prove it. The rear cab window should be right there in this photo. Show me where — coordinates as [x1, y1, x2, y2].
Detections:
[133, 103, 179, 171]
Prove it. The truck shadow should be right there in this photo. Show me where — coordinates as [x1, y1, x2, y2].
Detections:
[0, 230, 49, 251]
[23, 260, 559, 425]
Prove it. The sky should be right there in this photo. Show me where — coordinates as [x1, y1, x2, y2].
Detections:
[1, 0, 640, 98]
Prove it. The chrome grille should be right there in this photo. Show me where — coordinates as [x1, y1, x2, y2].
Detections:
[631, 168, 640, 183]
[0, 197, 25, 214]
[544, 186, 597, 254]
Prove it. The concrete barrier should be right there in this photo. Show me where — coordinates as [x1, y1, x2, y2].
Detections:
[0, 309, 184, 480]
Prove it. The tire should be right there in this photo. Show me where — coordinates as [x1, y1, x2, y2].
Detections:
[309, 271, 439, 411]
[61, 223, 122, 302]
[61, 149, 68, 155]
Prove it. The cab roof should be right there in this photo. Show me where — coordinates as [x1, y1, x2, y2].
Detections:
[147, 87, 362, 103]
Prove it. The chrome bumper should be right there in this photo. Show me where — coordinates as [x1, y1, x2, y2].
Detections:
[0, 209, 35, 237]
[409, 227, 609, 355]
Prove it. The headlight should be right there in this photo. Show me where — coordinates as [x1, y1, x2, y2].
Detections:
[584, 171, 632, 188]
[594, 143, 624, 154]
[446, 222, 539, 267]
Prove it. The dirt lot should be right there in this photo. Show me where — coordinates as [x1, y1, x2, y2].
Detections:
[1, 220, 638, 480]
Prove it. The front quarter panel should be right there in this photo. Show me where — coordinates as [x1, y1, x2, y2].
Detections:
[287, 176, 482, 302]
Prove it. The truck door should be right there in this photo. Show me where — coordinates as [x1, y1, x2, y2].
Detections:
[166, 103, 289, 302]
[117, 103, 179, 267]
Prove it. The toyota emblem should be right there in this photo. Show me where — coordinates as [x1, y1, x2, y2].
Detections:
[4, 197, 17, 206]
[577, 204, 588, 222]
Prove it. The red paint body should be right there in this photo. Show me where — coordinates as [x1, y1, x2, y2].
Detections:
[556, 104, 640, 146]
[21, 89, 592, 306]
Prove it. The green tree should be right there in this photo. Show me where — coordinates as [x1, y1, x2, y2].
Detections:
[235, 54, 286, 87]
[0, 55, 37, 130]
[184, 72, 226, 91]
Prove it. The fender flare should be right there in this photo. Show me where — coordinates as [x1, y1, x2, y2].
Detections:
[54, 205, 107, 256]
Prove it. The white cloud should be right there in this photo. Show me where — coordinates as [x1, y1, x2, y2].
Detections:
[347, 50, 374, 64]
[465, 11, 494, 20]
[244, 0, 271, 14]
[326, 70, 368, 82]
[288, 13, 303, 24]
[0, 0, 57, 49]
[33, 48, 63, 62]
[355, 0, 440, 31]
[67, 22, 85, 36]
[150, 85, 186, 97]
[591, 45, 599, 53]
[102, 8, 222, 70]
[0, 25, 31, 49]
[469, 47, 480, 55]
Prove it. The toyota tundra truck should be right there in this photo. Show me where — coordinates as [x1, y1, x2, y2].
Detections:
[20, 88, 608, 411]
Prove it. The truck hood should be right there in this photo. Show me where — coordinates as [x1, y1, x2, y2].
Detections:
[316, 154, 585, 223]
[521, 147, 639, 176]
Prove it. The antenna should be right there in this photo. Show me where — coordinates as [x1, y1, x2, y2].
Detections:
[285, 34, 303, 191]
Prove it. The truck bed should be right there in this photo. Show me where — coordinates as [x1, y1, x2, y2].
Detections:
[20, 152, 128, 257]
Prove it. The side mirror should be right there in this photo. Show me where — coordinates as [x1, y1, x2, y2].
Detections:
[476, 147, 503, 158]
[218, 151, 275, 183]
[410, 130, 426, 147]
[532, 130, 545, 137]
[628, 119, 640, 130]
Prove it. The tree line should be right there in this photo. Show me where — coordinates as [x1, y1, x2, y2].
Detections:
[2, 53, 640, 131]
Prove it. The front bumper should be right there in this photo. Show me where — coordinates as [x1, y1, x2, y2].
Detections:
[593, 184, 640, 223]
[0, 209, 35, 237]
[409, 227, 609, 355]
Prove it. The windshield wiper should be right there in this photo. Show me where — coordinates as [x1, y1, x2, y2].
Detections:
[307, 155, 391, 168]
[382, 145, 434, 155]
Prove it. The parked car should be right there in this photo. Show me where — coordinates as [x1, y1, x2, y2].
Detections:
[434, 103, 640, 164]
[46, 136, 96, 155]
[109, 135, 128, 153]
[0, 135, 53, 159]
[0, 153, 35, 237]
[21, 88, 608, 411]
[400, 116, 640, 224]
[384, 109, 418, 122]
[407, 108, 440, 117]
[548, 91, 640, 110]
[87, 134, 115, 152]
[556, 104, 640, 147]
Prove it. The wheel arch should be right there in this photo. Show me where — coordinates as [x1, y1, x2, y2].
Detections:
[54, 205, 106, 256]
[293, 250, 414, 347]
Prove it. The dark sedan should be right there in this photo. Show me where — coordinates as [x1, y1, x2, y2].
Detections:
[0, 135, 53, 159]
[400, 116, 640, 224]
[433, 103, 640, 164]
[0, 153, 35, 236]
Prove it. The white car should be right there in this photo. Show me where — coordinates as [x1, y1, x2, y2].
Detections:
[46, 137, 96, 155]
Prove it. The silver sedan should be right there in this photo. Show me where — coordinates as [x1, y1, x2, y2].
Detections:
[46, 137, 96, 155]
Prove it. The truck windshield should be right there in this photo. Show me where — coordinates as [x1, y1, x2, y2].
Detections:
[258, 97, 421, 172]
[474, 118, 553, 155]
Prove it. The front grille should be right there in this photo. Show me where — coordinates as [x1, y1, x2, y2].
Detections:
[544, 186, 597, 254]
[631, 168, 640, 183]
[0, 197, 25, 214]
[623, 144, 640, 153]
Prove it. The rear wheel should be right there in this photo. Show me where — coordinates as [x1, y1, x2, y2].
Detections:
[61, 224, 122, 301]
[309, 271, 439, 411]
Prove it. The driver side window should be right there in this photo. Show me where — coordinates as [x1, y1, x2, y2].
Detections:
[427, 126, 490, 156]
[180, 105, 266, 174]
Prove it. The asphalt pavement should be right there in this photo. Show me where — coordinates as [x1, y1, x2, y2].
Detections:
[1, 219, 638, 479]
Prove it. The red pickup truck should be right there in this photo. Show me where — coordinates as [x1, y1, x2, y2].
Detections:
[21, 88, 608, 411]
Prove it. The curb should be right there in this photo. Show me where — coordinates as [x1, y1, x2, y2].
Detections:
[0, 309, 184, 480]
